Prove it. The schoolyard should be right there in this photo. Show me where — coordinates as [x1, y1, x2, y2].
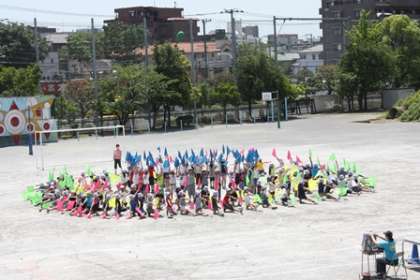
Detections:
[0, 113, 419, 280]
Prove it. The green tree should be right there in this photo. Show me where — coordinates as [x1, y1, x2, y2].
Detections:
[295, 68, 317, 96]
[100, 65, 144, 126]
[339, 11, 395, 111]
[60, 31, 105, 62]
[315, 65, 338, 95]
[64, 79, 94, 127]
[336, 71, 358, 112]
[377, 15, 420, 88]
[52, 96, 78, 128]
[153, 43, 192, 128]
[0, 65, 41, 96]
[136, 69, 170, 130]
[209, 82, 241, 122]
[236, 44, 291, 118]
[0, 22, 48, 68]
[103, 21, 144, 62]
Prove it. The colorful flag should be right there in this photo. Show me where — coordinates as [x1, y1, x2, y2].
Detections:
[287, 150, 292, 161]
[272, 148, 277, 158]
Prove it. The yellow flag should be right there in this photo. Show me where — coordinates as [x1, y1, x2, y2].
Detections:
[308, 179, 319, 192]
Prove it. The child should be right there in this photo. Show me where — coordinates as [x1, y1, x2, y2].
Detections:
[194, 191, 203, 215]
[146, 193, 154, 217]
[211, 192, 223, 216]
[244, 190, 258, 211]
[166, 192, 176, 218]
[178, 191, 190, 215]
[113, 144, 122, 174]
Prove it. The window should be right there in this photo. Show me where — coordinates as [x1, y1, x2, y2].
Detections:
[312, 54, 317, 60]
[50, 58, 54, 64]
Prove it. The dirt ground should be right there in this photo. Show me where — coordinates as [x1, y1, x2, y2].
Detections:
[1, 113, 419, 280]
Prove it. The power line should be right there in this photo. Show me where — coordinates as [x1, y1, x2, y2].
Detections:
[0, 4, 113, 18]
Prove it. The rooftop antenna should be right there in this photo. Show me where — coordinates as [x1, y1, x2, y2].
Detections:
[174, 1, 177, 8]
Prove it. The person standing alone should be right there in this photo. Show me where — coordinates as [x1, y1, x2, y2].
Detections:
[114, 144, 122, 174]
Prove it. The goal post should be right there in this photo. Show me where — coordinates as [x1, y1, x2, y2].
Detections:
[34, 125, 125, 171]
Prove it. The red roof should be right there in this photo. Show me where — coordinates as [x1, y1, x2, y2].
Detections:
[135, 42, 220, 56]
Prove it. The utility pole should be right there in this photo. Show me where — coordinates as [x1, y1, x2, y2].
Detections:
[189, 18, 196, 84]
[189, 18, 198, 127]
[222, 9, 244, 66]
[143, 12, 149, 69]
[31, 17, 39, 154]
[202, 19, 211, 80]
[91, 18, 99, 127]
[273, 16, 278, 62]
[33, 18, 40, 64]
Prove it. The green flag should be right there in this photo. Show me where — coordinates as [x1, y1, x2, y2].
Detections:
[30, 192, 43, 206]
[85, 166, 93, 177]
[328, 162, 337, 174]
[367, 177, 377, 189]
[288, 193, 297, 207]
[23, 186, 35, 200]
[313, 192, 322, 204]
[337, 182, 348, 197]
[253, 194, 262, 204]
[48, 169, 55, 182]
[328, 153, 337, 161]
[352, 163, 360, 175]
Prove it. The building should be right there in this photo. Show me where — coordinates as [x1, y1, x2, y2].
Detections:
[105, 6, 199, 43]
[135, 41, 232, 81]
[37, 32, 70, 94]
[293, 44, 324, 75]
[242, 25, 259, 38]
[268, 34, 299, 51]
[320, 0, 420, 64]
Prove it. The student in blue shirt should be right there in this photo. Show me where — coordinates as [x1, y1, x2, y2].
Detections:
[372, 231, 398, 278]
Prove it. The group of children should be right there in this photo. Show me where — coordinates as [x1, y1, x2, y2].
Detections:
[23, 145, 377, 220]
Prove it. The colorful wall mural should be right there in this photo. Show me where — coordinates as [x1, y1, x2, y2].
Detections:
[0, 96, 57, 147]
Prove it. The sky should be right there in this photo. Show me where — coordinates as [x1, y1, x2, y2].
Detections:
[0, 0, 322, 39]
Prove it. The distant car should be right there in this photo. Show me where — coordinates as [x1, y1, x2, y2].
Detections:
[176, 115, 194, 128]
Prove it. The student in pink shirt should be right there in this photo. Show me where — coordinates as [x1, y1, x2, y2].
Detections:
[113, 144, 122, 174]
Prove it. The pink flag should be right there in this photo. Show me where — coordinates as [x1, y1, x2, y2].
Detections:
[153, 209, 160, 220]
[238, 193, 244, 205]
[272, 148, 277, 158]
[287, 150, 292, 161]
[214, 177, 220, 191]
[169, 156, 173, 163]
[189, 201, 195, 210]
[56, 199, 64, 213]
[154, 184, 160, 194]
[145, 184, 150, 194]
[66, 200, 76, 211]
[296, 155, 302, 165]
[182, 176, 188, 188]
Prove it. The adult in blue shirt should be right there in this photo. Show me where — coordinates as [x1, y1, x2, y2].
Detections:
[372, 231, 398, 278]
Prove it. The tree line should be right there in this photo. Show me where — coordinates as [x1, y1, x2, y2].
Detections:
[2, 12, 420, 126]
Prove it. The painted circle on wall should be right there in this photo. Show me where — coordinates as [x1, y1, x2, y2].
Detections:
[43, 122, 50, 131]
[27, 122, 35, 133]
[4, 110, 26, 135]
[0, 124, 5, 136]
